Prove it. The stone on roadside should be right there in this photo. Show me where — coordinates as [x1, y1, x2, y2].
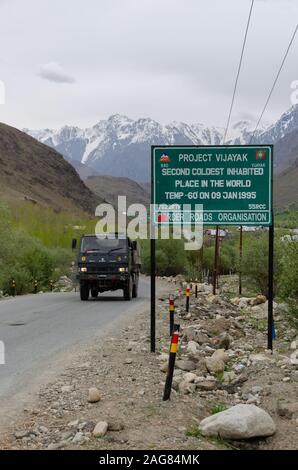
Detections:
[277, 399, 298, 419]
[93, 421, 108, 438]
[251, 294, 267, 305]
[176, 360, 197, 371]
[199, 404, 276, 439]
[178, 380, 196, 395]
[108, 419, 124, 431]
[290, 350, 298, 366]
[88, 387, 101, 403]
[186, 341, 200, 355]
[183, 372, 197, 383]
[61, 385, 72, 393]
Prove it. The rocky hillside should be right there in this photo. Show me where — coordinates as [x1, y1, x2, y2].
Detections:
[85, 175, 150, 208]
[0, 122, 102, 214]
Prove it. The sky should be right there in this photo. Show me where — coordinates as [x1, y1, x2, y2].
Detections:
[0, 0, 297, 132]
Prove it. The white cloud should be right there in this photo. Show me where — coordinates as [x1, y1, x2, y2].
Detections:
[37, 62, 75, 84]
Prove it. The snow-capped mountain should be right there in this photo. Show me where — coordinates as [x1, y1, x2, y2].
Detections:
[24, 105, 298, 182]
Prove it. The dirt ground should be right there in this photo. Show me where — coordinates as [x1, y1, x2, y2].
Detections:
[0, 278, 297, 450]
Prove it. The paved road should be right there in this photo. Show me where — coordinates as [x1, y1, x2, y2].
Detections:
[0, 280, 150, 400]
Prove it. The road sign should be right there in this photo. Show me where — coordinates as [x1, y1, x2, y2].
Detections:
[152, 145, 273, 225]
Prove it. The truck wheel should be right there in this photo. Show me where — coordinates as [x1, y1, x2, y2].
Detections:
[80, 284, 89, 301]
[132, 276, 139, 298]
[91, 289, 98, 298]
[123, 277, 132, 301]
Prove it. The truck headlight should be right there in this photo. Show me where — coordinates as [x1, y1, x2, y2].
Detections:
[80, 267, 87, 272]
[118, 267, 127, 272]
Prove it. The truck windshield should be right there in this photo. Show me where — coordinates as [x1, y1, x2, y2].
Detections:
[80, 237, 127, 254]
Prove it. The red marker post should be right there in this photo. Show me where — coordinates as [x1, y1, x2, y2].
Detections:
[163, 325, 180, 401]
[186, 286, 190, 312]
[169, 295, 175, 336]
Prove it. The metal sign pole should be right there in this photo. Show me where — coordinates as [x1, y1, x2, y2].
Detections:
[239, 226, 243, 295]
[150, 147, 156, 353]
[150, 237, 156, 353]
[267, 218, 274, 351]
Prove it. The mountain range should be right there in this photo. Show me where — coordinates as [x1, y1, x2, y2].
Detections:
[25, 104, 298, 183]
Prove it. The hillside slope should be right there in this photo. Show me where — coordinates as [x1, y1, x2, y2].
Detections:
[274, 158, 298, 208]
[0, 122, 102, 214]
[85, 175, 150, 208]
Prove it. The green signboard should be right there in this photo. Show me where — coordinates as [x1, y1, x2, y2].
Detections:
[152, 145, 273, 225]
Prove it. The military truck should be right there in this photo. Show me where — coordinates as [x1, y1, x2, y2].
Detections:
[72, 234, 141, 301]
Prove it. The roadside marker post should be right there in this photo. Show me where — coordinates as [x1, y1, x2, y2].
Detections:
[195, 283, 198, 298]
[50, 280, 54, 291]
[185, 286, 190, 312]
[163, 324, 180, 401]
[12, 279, 16, 297]
[169, 295, 175, 336]
[34, 280, 38, 294]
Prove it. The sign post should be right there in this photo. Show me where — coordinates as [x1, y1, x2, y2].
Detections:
[151, 145, 274, 351]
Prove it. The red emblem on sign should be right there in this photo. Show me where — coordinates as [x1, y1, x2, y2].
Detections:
[160, 153, 170, 163]
[256, 150, 266, 160]
[157, 213, 169, 222]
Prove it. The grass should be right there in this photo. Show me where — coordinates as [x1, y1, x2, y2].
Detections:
[186, 426, 238, 450]
[210, 404, 227, 414]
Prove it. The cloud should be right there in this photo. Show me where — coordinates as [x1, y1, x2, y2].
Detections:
[37, 62, 75, 84]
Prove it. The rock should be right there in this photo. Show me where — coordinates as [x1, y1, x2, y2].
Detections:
[47, 442, 64, 450]
[205, 357, 225, 374]
[88, 387, 101, 403]
[124, 358, 133, 364]
[199, 404, 276, 439]
[212, 349, 228, 363]
[61, 385, 72, 393]
[196, 379, 217, 391]
[68, 419, 79, 428]
[15, 430, 31, 439]
[276, 400, 298, 419]
[238, 297, 252, 309]
[108, 419, 124, 431]
[249, 353, 274, 363]
[187, 341, 200, 355]
[222, 371, 236, 384]
[290, 350, 298, 366]
[72, 432, 85, 444]
[217, 332, 231, 350]
[160, 362, 168, 373]
[290, 341, 297, 351]
[183, 372, 197, 383]
[183, 328, 209, 344]
[251, 305, 266, 319]
[93, 421, 108, 438]
[61, 431, 74, 440]
[178, 381, 196, 394]
[251, 294, 267, 305]
[251, 386, 263, 395]
[176, 360, 197, 371]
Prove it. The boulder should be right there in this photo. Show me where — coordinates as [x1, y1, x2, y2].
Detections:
[183, 372, 197, 383]
[290, 350, 298, 366]
[176, 360, 197, 371]
[251, 295, 267, 305]
[93, 421, 108, 438]
[199, 404, 276, 439]
[205, 357, 225, 374]
[178, 381, 196, 394]
[88, 387, 101, 403]
[276, 400, 298, 419]
[186, 341, 200, 355]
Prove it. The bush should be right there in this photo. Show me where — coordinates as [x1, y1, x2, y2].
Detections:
[240, 233, 282, 297]
[0, 204, 72, 294]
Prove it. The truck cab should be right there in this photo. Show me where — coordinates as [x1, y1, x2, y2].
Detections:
[73, 234, 141, 301]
